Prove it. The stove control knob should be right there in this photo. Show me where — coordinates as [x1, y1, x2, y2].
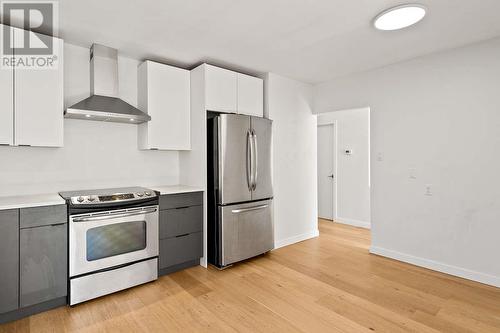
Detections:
[88, 196, 96, 202]
[145, 191, 151, 196]
[136, 192, 144, 197]
[77, 196, 84, 203]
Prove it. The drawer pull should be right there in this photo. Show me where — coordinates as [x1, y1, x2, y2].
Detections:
[176, 233, 190, 238]
[232, 204, 269, 214]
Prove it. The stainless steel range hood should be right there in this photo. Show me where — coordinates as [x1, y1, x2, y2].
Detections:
[65, 44, 151, 124]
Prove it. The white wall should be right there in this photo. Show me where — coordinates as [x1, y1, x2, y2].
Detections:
[313, 38, 500, 287]
[0, 43, 179, 196]
[317, 108, 370, 228]
[265, 73, 318, 248]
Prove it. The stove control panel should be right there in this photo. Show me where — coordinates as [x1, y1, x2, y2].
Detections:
[70, 190, 156, 205]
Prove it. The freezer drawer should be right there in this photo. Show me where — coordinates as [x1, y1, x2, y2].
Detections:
[219, 199, 274, 266]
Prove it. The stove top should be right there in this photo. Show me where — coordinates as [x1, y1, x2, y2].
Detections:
[59, 187, 157, 206]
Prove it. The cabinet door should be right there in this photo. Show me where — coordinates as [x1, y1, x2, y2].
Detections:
[237, 74, 264, 117]
[205, 65, 237, 112]
[20, 223, 67, 308]
[0, 25, 14, 145]
[138, 61, 190, 150]
[14, 30, 64, 147]
[0, 210, 19, 313]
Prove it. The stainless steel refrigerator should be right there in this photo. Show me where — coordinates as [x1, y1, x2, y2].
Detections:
[208, 113, 274, 268]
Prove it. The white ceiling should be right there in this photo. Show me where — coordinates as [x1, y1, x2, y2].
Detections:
[54, 0, 500, 83]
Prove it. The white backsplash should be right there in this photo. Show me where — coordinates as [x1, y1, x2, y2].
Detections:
[0, 43, 179, 196]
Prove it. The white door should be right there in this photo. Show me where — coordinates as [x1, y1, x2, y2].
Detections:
[317, 124, 335, 220]
[237, 73, 263, 117]
[205, 64, 237, 113]
[14, 30, 64, 147]
[0, 24, 14, 145]
[138, 61, 190, 150]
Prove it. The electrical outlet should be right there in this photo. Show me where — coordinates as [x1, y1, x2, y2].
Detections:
[425, 184, 433, 196]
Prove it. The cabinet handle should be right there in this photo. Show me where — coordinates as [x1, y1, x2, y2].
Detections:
[49, 222, 66, 227]
[175, 233, 190, 238]
[232, 204, 269, 214]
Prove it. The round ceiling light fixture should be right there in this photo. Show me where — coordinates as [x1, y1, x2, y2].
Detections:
[374, 4, 426, 31]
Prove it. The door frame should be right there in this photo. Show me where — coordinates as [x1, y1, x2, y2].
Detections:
[317, 121, 338, 221]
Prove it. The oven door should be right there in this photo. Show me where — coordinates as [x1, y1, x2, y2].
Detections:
[69, 206, 159, 277]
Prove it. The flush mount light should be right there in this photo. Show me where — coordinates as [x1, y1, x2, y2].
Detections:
[85, 114, 91, 118]
[129, 118, 135, 122]
[374, 4, 426, 31]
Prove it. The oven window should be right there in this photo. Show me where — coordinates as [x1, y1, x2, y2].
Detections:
[86, 221, 146, 261]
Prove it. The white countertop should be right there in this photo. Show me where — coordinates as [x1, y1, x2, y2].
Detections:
[0, 193, 65, 211]
[0, 185, 204, 210]
[151, 185, 205, 195]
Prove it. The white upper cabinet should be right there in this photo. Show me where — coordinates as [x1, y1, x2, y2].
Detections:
[237, 73, 263, 117]
[205, 64, 237, 112]
[200, 64, 263, 117]
[14, 30, 64, 147]
[0, 25, 13, 145]
[138, 60, 191, 150]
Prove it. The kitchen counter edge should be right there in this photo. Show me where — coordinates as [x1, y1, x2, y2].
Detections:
[0, 193, 66, 211]
[151, 185, 205, 195]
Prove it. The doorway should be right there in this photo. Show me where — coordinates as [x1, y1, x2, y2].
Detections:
[317, 123, 336, 220]
[317, 107, 371, 229]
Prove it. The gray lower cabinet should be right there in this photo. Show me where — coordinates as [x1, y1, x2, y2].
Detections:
[160, 232, 203, 268]
[20, 205, 67, 229]
[20, 223, 67, 307]
[159, 192, 203, 275]
[0, 210, 19, 314]
[0, 204, 68, 324]
[159, 205, 203, 239]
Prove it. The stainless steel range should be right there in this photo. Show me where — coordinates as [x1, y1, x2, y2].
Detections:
[59, 187, 159, 305]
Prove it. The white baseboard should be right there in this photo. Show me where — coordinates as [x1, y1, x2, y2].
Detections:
[335, 217, 371, 229]
[199, 256, 207, 268]
[370, 246, 500, 288]
[274, 229, 320, 249]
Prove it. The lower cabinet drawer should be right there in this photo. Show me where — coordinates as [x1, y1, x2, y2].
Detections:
[159, 205, 202, 239]
[159, 192, 203, 210]
[20, 205, 67, 229]
[159, 232, 202, 268]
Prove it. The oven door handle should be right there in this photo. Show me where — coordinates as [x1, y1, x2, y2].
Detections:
[72, 207, 158, 223]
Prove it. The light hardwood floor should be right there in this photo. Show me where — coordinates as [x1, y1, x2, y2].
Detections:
[2, 219, 499, 333]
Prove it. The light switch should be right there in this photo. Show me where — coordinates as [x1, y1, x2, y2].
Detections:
[425, 184, 433, 196]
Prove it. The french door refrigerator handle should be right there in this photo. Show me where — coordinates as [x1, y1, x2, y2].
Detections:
[252, 129, 258, 190]
[246, 129, 254, 191]
[232, 204, 269, 214]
